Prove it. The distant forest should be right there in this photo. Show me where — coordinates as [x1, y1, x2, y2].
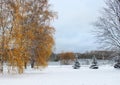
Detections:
[49, 51, 118, 61]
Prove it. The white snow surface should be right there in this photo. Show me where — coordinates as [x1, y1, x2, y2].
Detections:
[0, 65, 120, 85]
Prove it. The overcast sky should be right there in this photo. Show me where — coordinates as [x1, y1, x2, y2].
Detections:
[50, 0, 105, 53]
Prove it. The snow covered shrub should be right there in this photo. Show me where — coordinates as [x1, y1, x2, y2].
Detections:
[73, 59, 80, 69]
[114, 56, 120, 69]
[90, 56, 98, 69]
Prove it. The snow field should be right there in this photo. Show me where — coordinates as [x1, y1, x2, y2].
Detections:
[0, 65, 120, 85]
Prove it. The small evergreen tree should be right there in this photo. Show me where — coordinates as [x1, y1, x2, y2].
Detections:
[90, 55, 98, 69]
[114, 56, 120, 68]
[73, 59, 80, 69]
[73, 54, 80, 69]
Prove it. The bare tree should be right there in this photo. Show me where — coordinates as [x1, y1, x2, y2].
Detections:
[94, 0, 120, 51]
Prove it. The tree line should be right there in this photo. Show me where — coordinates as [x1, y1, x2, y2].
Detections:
[49, 50, 116, 63]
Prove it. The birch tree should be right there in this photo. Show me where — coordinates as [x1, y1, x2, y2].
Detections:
[0, 0, 56, 74]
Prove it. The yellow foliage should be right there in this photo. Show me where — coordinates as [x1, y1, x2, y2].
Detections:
[60, 52, 75, 60]
[1, 0, 56, 74]
[59, 52, 75, 65]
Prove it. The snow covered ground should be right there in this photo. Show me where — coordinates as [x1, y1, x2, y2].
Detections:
[0, 65, 120, 85]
